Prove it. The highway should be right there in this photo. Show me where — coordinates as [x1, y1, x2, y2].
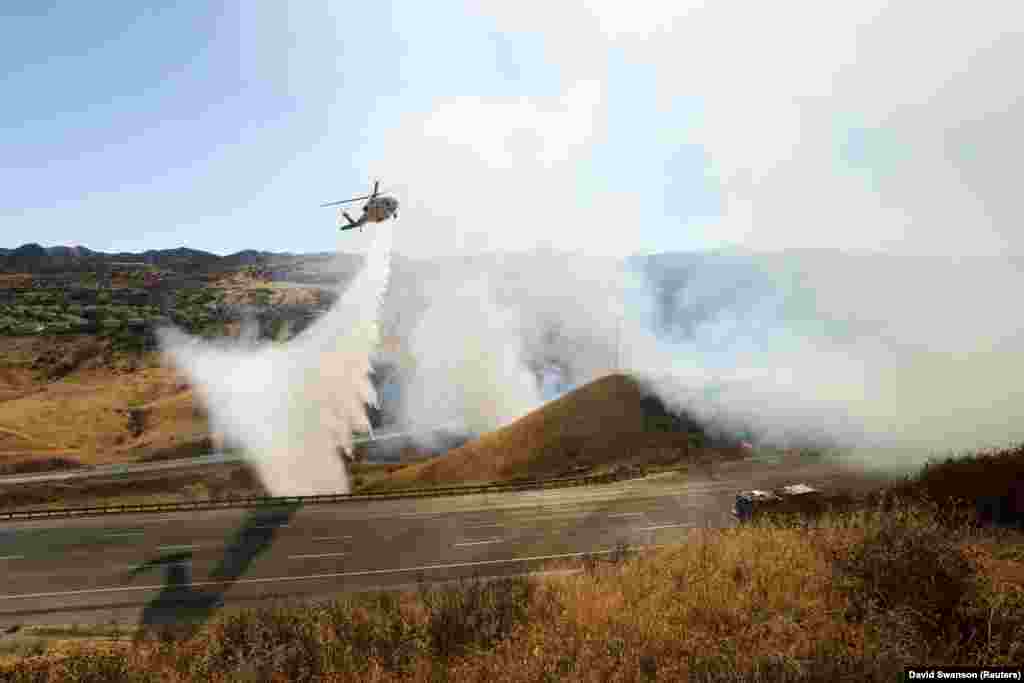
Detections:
[0, 426, 461, 486]
[0, 455, 888, 630]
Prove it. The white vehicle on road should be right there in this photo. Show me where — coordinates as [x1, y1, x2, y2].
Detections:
[733, 483, 820, 522]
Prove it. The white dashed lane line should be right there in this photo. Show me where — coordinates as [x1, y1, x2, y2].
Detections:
[453, 538, 505, 547]
[0, 556, 24, 561]
[290, 552, 350, 560]
[311, 535, 353, 542]
[156, 545, 199, 552]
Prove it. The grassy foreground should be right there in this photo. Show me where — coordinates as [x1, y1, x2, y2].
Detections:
[2, 450, 1023, 681]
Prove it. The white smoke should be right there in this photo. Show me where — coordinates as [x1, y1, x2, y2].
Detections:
[386, 244, 1024, 471]
[363, 1, 1024, 472]
[157, 224, 393, 496]
[400, 271, 540, 435]
[390, 248, 663, 435]
[622, 249, 1024, 463]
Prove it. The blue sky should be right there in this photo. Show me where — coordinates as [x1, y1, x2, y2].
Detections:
[2, 2, 1018, 259]
[1, 1, 723, 256]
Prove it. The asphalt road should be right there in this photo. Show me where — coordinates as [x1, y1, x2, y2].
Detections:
[0, 426, 463, 486]
[0, 455, 889, 630]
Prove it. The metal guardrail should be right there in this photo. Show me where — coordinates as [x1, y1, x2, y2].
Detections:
[0, 469, 652, 521]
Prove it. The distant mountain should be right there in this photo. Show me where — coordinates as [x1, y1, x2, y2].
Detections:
[221, 250, 282, 267]
[45, 246, 94, 258]
[6, 243, 49, 270]
[0, 243, 311, 275]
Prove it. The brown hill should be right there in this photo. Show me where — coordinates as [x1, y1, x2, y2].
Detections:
[0, 337, 213, 466]
[382, 373, 733, 487]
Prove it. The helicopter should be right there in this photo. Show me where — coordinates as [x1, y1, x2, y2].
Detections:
[320, 180, 399, 232]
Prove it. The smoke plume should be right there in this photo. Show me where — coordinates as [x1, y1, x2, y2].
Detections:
[369, 1, 1024, 471]
[399, 270, 540, 435]
[630, 250, 1024, 462]
[381, 245, 1024, 471]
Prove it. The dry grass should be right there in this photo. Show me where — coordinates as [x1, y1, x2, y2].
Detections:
[0, 274, 33, 288]
[2, 503, 1020, 680]
[4, 448, 1022, 681]
[0, 336, 213, 467]
[382, 374, 737, 488]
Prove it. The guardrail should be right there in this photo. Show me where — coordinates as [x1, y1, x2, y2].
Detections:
[0, 469, 652, 521]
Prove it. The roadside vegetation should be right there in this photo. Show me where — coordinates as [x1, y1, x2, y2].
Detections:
[2, 446, 1022, 681]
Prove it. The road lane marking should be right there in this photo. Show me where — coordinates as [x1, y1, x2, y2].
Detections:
[0, 546, 675, 601]
[465, 523, 503, 529]
[252, 524, 289, 530]
[607, 513, 645, 518]
[104, 532, 145, 538]
[157, 545, 198, 552]
[453, 538, 505, 547]
[311, 535, 352, 542]
[637, 523, 694, 531]
[0, 556, 24, 561]
[508, 513, 596, 523]
[290, 552, 349, 560]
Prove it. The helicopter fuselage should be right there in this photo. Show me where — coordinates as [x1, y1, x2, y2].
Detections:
[362, 195, 399, 223]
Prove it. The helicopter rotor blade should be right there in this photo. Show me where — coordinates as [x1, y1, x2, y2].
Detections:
[320, 194, 372, 207]
[372, 180, 380, 197]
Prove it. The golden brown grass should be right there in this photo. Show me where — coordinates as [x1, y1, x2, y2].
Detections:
[0, 336, 213, 467]
[381, 374, 734, 489]
[4, 448, 1022, 681]
[0, 327, 401, 474]
[0, 274, 33, 289]
[3, 499, 1021, 681]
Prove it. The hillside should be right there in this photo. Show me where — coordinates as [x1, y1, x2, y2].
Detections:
[382, 373, 739, 487]
[0, 337, 212, 466]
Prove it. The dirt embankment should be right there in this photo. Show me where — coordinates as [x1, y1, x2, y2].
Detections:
[382, 373, 745, 488]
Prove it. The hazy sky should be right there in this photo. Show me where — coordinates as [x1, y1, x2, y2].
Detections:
[2, 2, 1020, 258]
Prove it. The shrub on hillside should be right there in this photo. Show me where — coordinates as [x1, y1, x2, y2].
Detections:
[832, 503, 1024, 664]
[419, 576, 534, 660]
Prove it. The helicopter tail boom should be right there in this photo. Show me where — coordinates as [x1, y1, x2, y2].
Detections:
[339, 211, 363, 230]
